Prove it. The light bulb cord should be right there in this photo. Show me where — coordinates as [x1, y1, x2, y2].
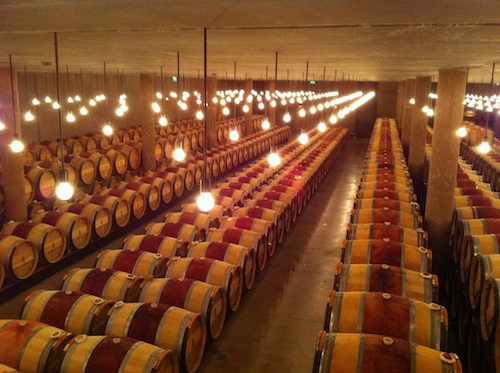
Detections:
[9, 55, 18, 137]
[54, 32, 67, 179]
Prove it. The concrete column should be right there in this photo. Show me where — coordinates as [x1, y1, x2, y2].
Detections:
[206, 76, 217, 150]
[268, 80, 276, 128]
[139, 74, 156, 172]
[408, 76, 431, 191]
[244, 79, 253, 136]
[396, 81, 405, 131]
[401, 79, 415, 155]
[424, 69, 467, 287]
[0, 68, 27, 222]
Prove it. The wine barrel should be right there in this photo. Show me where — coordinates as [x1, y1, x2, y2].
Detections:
[455, 187, 499, 198]
[114, 144, 141, 170]
[334, 263, 438, 303]
[118, 181, 161, 211]
[218, 181, 254, 195]
[65, 156, 97, 186]
[219, 217, 271, 270]
[253, 191, 293, 228]
[122, 234, 187, 258]
[342, 238, 432, 272]
[0, 233, 38, 281]
[0, 319, 72, 373]
[31, 210, 92, 250]
[350, 208, 422, 229]
[164, 212, 212, 241]
[187, 241, 256, 290]
[139, 277, 227, 340]
[20, 289, 114, 335]
[105, 302, 205, 373]
[454, 195, 500, 209]
[0, 364, 20, 372]
[58, 202, 112, 238]
[212, 188, 246, 206]
[356, 189, 416, 203]
[313, 332, 462, 373]
[165, 166, 194, 192]
[359, 180, 413, 194]
[65, 139, 84, 155]
[135, 176, 173, 204]
[145, 222, 197, 245]
[181, 203, 224, 227]
[99, 148, 128, 175]
[80, 152, 113, 180]
[354, 197, 420, 214]
[324, 291, 448, 350]
[206, 227, 265, 271]
[61, 268, 143, 302]
[244, 198, 290, 233]
[469, 254, 500, 310]
[30, 144, 53, 161]
[82, 194, 131, 227]
[347, 223, 428, 247]
[101, 187, 146, 220]
[35, 160, 78, 188]
[95, 249, 167, 278]
[166, 257, 243, 312]
[1, 221, 66, 264]
[149, 171, 184, 198]
[480, 277, 500, 342]
[24, 165, 57, 200]
[233, 206, 281, 249]
[456, 222, 500, 278]
[212, 195, 236, 217]
[59, 334, 177, 373]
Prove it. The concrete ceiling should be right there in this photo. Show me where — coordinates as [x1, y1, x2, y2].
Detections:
[1, 0, 500, 83]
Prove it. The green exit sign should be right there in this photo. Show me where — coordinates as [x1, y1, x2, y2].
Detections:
[309, 80, 315, 85]
[172, 76, 178, 82]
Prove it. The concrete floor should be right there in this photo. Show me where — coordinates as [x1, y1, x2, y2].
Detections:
[0, 137, 369, 373]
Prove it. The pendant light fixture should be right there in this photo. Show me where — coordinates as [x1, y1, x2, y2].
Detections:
[8, 55, 24, 152]
[79, 69, 88, 115]
[173, 52, 186, 162]
[298, 62, 309, 145]
[478, 63, 495, 154]
[457, 69, 468, 138]
[262, 66, 271, 130]
[44, 73, 52, 104]
[268, 52, 281, 167]
[317, 66, 327, 132]
[65, 67, 76, 122]
[102, 61, 113, 136]
[229, 61, 240, 141]
[158, 66, 168, 126]
[53, 32, 74, 200]
[196, 28, 215, 212]
[23, 67, 35, 122]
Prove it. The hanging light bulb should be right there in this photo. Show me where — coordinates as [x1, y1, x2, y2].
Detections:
[298, 133, 309, 145]
[409, 98, 416, 105]
[55, 181, 74, 201]
[74, 95, 81, 102]
[317, 103, 324, 111]
[262, 118, 270, 130]
[173, 147, 186, 162]
[115, 107, 124, 117]
[310, 106, 317, 114]
[152, 102, 161, 113]
[456, 126, 467, 137]
[66, 111, 76, 122]
[99, 94, 105, 101]
[318, 121, 327, 132]
[95, 95, 102, 102]
[422, 105, 429, 113]
[329, 114, 338, 124]
[229, 129, 240, 141]
[32, 98, 40, 106]
[80, 105, 88, 115]
[268, 151, 281, 167]
[242, 104, 249, 113]
[222, 107, 230, 116]
[478, 139, 491, 154]
[89, 98, 96, 106]
[270, 100, 277, 107]
[52, 101, 60, 109]
[156, 92, 163, 99]
[44, 95, 52, 103]
[159, 115, 168, 126]
[427, 109, 434, 117]
[220, 99, 226, 106]
[196, 189, 215, 212]
[103, 122, 113, 136]
[283, 112, 291, 123]
[67, 96, 74, 103]
[258, 102, 265, 110]
[298, 107, 306, 117]
[10, 136, 24, 153]
[0, 121, 5, 131]
[196, 110, 204, 120]
[121, 103, 128, 112]
[24, 110, 35, 121]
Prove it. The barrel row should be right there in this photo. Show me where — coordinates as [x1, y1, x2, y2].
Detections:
[313, 117, 463, 373]
[425, 124, 498, 372]
[7, 125, 350, 373]
[0, 123, 290, 295]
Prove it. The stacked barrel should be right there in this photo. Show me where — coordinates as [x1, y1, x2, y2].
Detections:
[433, 125, 500, 372]
[0, 124, 350, 372]
[0, 116, 290, 294]
[312, 118, 463, 373]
